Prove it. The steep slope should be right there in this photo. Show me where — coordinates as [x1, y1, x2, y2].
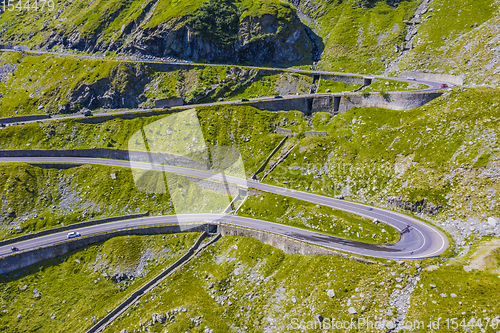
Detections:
[0, 233, 200, 333]
[290, 0, 421, 73]
[394, 0, 500, 86]
[0, 0, 314, 65]
[264, 87, 500, 246]
[290, 0, 500, 84]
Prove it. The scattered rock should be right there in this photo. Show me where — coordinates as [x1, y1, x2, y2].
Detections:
[110, 173, 117, 180]
[348, 307, 357, 314]
[425, 265, 439, 271]
[488, 217, 499, 227]
[111, 272, 129, 283]
[33, 289, 41, 298]
[450, 293, 457, 297]
[430, 284, 436, 288]
[326, 289, 335, 298]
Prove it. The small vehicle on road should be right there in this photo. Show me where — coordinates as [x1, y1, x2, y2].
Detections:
[84, 110, 93, 117]
[241, 98, 249, 102]
[13, 46, 22, 51]
[274, 95, 283, 99]
[162, 106, 172, 109]
[407, 77, 416, 81]
[67, 231, 81, 239]
[11, 246, 19, 252]
[440, 83, 448, 88]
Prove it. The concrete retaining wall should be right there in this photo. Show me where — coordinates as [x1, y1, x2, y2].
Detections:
[246, 97, 313, 114]
[154, 97, 184, 108]
[252, 136, 288, 178]
[0, 114, 51, 124]
[219, 223, 376, 265]
[244, 92, 441, 115]
[338, 92, 442, 113]
[304, 131, 328, 137]
[0, 224, 213, 275]
[0, 148, 209, 169]
[319, 74, 365, 85]
[0, 213, 149, 247]
[275, 127, 295, 136]
[399, 71, 464, 86]
[86, 232, 214, 333]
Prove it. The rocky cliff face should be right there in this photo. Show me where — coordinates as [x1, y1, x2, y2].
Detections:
[62, 64, 152, 113]
[40, 11, 313, 66]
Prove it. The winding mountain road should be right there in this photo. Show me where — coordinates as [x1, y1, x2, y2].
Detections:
[0, 157, 449, 260]
[0, 50, 450, 260]
[0, 49, 448, 126]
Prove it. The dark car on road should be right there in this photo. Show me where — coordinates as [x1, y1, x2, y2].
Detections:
[440, 84, 448, 88]
[241, 98, 249, 102]
[11, 246, 19, 251]
[274, 95, 283, 99]
[163, 106, 172, 109]
[84, 110, 93, 117]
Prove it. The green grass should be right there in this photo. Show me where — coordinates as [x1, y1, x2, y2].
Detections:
[0, 233, 200, 333]
[396, 0, 500, 85]
[238, 192, 400, 244]
[0, 0, 298, 51]
[2, 87, 499, 226]
[264, 87, 500, 223]
[310, 0, 420, 74]
[317, 79, 361, 93]
[0, 163, 174, 240]
[101, 235, 417, 332]
[405, 236, 500, 332]
[227, 73, 314, 100]
[1, 52, 306, 116]
[0, 52, 121, 117]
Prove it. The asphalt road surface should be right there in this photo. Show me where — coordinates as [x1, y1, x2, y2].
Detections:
[0, 49, 447, 126]
[0, 157, 449, 260]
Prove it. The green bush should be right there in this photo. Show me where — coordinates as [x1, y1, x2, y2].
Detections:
[186, 0, 241, 47]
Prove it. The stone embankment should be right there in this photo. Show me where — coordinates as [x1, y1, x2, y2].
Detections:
[0, 224, 214, 274]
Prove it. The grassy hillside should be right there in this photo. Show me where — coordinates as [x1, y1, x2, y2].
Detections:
[294, 0, 420, 73]
[0, 233, 200, 333]
[2, 88, 499, 243]
[0, 163, 173, 240]
[0, 105, 300, 177]
[395, 0, 500, 86]
[0, 0, 293, 47]
[263, 87, 500, 245]
[2, 0, 499, 83]
[99, 235, 496, 333]
[405, 235, 500, 332]
[102, 235, 414, 332]
[238, 192, 400, 244]
[2, 232, 497, 332]
[0, 52, 247, 117]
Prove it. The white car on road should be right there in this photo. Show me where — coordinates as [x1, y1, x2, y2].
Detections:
[67, 231, 81, 239]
